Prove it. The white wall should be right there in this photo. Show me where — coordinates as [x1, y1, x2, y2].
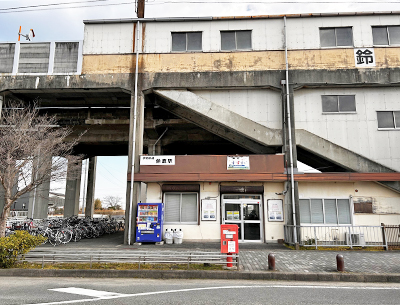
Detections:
[83, 23, 134, 54]
[299, 181, 400, 226]
[287, 15, 400, 49]
[295, 87, 400, 171]
[143, 19, 284, 53]
[83, 14, 400, 54]
[192, 89, 282, 129]
[145, 181, 286, 242]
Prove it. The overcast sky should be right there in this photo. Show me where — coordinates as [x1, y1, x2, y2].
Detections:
[1, 0, 400, 42]
[2, 0, 400, 206]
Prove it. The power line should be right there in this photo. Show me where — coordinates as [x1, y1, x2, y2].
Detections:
[0, 1, 135, 14]
[0, 0, 399, 13]
[0, 0, 109, 11]
[97, 160, 126, 185]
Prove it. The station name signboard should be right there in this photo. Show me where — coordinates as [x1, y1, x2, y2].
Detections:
[140, 156, 175, 165]
[227, 156, 250, 170]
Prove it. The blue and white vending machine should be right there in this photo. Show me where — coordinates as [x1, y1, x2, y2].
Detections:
[136, 203, 164, 243]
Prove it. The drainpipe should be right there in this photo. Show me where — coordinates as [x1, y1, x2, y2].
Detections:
[128, 20, 141, 245]
[284, 16, 298, 244]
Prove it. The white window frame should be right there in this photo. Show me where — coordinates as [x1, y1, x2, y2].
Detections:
[319, 27, 354, 48]
[372, 26, 400, 46]
[220, 30, 252, 51]
[299, 198, 353, 226]
[321, 95, 357, 114]
[171, 32, 202, 52]
[163, 192, 198, 224]
[377, 111, 400, 130]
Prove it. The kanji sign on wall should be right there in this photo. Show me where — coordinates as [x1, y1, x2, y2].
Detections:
[354, 48, 376, 67]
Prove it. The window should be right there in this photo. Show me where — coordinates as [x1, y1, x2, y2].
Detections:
[300, 198, 351, 224]
[171, 32, 202, 52]
[164, 192, 198, 223]
[320, 27, 353, 47]
[322, 95, 356, 113]
[377, 111, 400, 129]
[221, 30, 252, 51]
[372, 26, 400, 46]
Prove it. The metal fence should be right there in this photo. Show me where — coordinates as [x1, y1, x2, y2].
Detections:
[20, 250, 239, 270]
[284, 225, 388, 250]
[382, 224, 400, 249]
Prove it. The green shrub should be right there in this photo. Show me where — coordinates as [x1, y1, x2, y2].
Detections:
[0, 231, 46, 268]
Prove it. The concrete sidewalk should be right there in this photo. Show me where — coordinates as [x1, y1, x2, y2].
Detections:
[3, 231, 400, 282]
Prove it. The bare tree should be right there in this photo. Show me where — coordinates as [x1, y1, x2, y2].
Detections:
[103, 196, 122, 210]
[0, 101, 82, 237]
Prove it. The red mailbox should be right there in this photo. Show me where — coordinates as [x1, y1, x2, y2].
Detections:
[220, 224, 239, 254]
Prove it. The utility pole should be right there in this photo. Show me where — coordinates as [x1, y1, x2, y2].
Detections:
[137, 0, 145, 18]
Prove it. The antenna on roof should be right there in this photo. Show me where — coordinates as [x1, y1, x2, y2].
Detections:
[18, 26, 35, 41]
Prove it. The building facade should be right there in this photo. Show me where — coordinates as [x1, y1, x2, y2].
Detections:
[1, 12, 400, 244]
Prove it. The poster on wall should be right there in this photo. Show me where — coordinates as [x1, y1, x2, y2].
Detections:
[268, 199, 283, 222]
[201, 199, 217, 221]
[227, 156, 250, 170]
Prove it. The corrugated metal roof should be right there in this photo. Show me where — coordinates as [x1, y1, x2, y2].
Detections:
[84, 11, 400, 24]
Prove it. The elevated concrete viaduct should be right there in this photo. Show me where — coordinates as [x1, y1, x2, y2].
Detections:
[2, 13, 400, 243]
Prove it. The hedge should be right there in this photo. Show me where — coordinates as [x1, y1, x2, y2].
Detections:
[0, 231, 46, 268]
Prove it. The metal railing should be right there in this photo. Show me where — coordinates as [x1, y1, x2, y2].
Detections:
[284, 225, 388, 250]
[20, 250, 239, 270]
[382, 224, 400, 249]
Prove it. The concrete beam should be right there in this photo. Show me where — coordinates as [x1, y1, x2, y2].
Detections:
[296, 130, 400, 193]
[152, 89, 282, 154]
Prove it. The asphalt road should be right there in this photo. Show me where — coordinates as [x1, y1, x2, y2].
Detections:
[1, 278, 400, 305]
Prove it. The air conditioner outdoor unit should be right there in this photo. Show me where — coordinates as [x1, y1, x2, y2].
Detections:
[345, 232, 365, 246]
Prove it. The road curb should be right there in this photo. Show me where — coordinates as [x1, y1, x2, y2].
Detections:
[1, 269, 400, 283]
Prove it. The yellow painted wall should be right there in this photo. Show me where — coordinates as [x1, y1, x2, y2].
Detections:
[82, 48, 400, 74]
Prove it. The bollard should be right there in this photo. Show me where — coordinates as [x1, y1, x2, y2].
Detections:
[336, 254, 345, 272]
[226, 253, 233, 267]
[268, 253, 275, 270]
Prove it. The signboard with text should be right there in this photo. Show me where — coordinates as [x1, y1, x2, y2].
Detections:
[140, 156, 175, 165]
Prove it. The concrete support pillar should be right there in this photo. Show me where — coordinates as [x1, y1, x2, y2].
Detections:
[64, 159, 82, 217]
[85, 157, 97, 218]
[148, 140, 162, 156]
[28, 156, 52, 219]
[125, 92, 145, 245]
[148, 140, 156, 156]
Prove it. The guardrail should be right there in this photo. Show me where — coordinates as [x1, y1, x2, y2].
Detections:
[0, 41, 82, 75]
[284, 225, 388, 250]
[20, 250, 240, 270]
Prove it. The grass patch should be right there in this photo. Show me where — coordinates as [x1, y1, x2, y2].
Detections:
[14, 261, 226, 271]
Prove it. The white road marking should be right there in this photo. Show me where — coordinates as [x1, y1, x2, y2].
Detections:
[49, 287, 127, 298]
[24, 284, 400, 305]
